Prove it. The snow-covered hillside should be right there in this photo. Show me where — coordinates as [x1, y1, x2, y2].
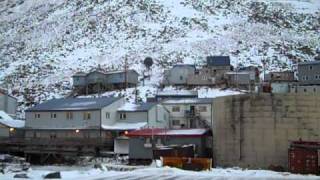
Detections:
[0, 0, 319, 116]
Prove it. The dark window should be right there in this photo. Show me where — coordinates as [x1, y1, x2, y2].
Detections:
[120, 113, 126, 119]
[180, 76, 183, 80]
[304, 89, 307, 92]
[66, 112, 73, 120]
[51, 113, 57, 119]
[310, 66, 313, 70]
[35, 113, 40, 119]
[314, 88, 316, 92]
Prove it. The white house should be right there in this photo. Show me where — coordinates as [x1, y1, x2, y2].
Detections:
[161, 98, 212, 129]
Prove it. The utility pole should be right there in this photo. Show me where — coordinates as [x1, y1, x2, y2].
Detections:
[124, 55, 128, 89]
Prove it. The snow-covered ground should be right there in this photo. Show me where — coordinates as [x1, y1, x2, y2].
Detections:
[0, 165, 319, 180]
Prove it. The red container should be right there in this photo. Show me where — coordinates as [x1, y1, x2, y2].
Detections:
[288, 141, 320, 175]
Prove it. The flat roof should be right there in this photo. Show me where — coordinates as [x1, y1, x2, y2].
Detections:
[126, 128, 208, 137]
[26, 97, 121, 112]
[298, 61, 320, 65]
[162, 98, 212, 104]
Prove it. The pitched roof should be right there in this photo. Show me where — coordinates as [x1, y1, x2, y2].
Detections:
[126, 128, 208, 137]
[117, 102, 157, 112]
[173, 64, 196, 68]
[26, 97, 121, 112]
[207, 56, 230, 66]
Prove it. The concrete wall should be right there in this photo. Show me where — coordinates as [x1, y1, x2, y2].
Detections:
[212, 94, 320, 169]
[289, 85, 320, 94]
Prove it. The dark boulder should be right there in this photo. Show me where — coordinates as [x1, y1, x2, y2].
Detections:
[44, 172, 61, 179]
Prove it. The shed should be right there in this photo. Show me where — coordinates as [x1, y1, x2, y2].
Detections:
[126, 128, 209, 161]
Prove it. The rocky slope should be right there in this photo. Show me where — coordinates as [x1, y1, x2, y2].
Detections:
[0, 0, 319, 117]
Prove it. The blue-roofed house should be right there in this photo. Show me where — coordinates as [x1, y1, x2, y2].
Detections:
[24, 97, 133, 152]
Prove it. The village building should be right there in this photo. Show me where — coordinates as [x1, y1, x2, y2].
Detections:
[126, 128, 210, 163]
[289, 61, 320, 94]
[162, 64, 196, 86]
[113, 102, 170, 155]
[153, 90, 198, 102]
[73, 69, 139, 95]
[24, 97, 125, 144]
[161, 98, 212, 129]
[225, 72, 252, 90]
[264, 71, 295, 93]
[0, 111, 24, 138]
[0, 89, 17, 117]
[187, 67, 220, 87]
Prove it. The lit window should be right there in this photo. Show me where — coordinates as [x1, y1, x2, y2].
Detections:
[106, 112, 110, 119]
[51, 113, 57, 119]
[66, 112, 73, 120]
[83, 112, 91, 120]
[172, 106, 180, 112]
[120, 113, 126, 119]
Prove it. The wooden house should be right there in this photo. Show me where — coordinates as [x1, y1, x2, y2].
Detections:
[298, 61, 320, 85]
[73, 69, 139, 94]
[162, 64, 196, 86]
[126, 128, 210, 163]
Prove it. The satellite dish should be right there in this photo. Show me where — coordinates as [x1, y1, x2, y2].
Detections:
[144, 57, 153, 69]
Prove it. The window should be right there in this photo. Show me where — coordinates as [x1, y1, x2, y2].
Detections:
[314, 88, 317, 92]
[315, 75, 318, 79]
[50, 113, 57, 119]
[172, 106, 180, 112]
[172, 120, 180, 126]
[202, 76, 207, 80]
[310, 66, 313, 70]
[83, 112, 91, 120]
[180, 76, 183, 80]
[120, 113, 126, 119]
[306, 76, 309, 80]
[66, 112, 73, 120]
[198, 106, 207, 112]
[106, 112, 110, 119]
[304, 89, 307, 92]
[35, 113, 40, 119]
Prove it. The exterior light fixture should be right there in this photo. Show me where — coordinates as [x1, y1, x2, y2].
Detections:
[9, 128, 15, 132]
[75, 129, 80, 133]
[124, 131, 128, 135]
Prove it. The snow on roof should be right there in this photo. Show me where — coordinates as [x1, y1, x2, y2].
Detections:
[225, 72, 250, 75]
[157, 90, 198, 96]
[26, 97, 121, 112]
[126, 128, 208, 137]
[162, 98, 212, 104]
[0, 111, 24, 128]
[102, 122, 147, 130]
[298, 61, 320, 65]
[118, 102, 157, 112]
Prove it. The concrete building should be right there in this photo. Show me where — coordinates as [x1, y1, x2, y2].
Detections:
[0, 89, 17, 117]
[211, 94, 320, 170]
[206, 56, 231, 75]
[126, 128, 209, 161]
[298, 61, 320, 85]
[73, 69, 139, 94]
[162, 98, 212, 129]
[162, 64, 196, 86]
[0, 111, 24, 138]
